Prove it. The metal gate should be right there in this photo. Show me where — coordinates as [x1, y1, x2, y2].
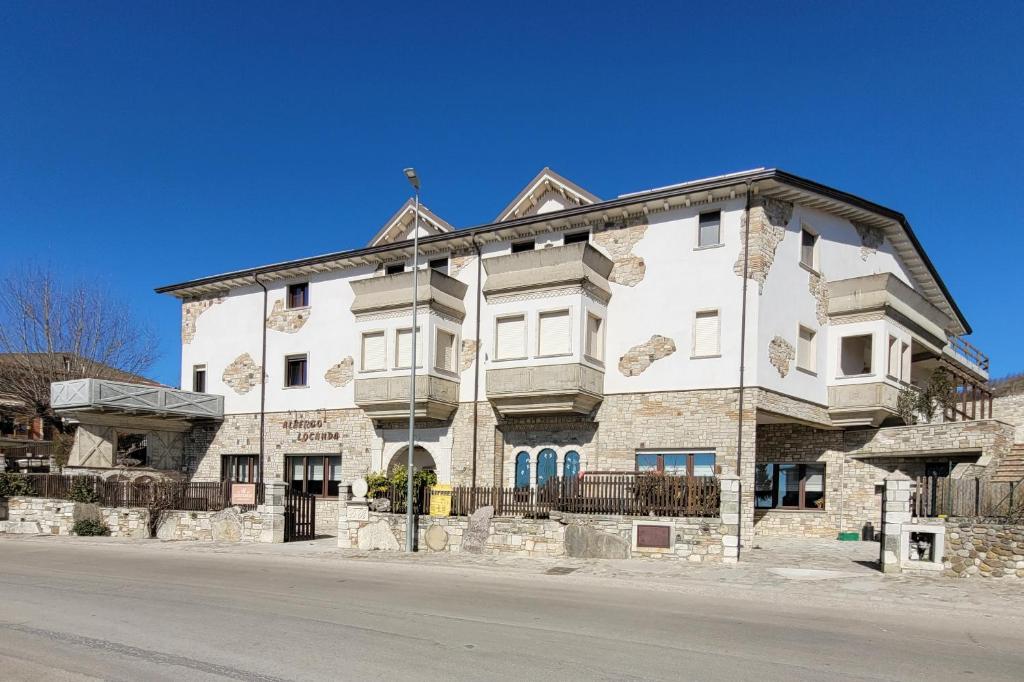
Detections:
[284, 487, 316, 542]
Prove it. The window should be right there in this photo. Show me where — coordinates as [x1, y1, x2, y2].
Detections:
[385, 263, 405, 275]
[635, 452, 716, 476]
[537, 448, 557, 486]
[429, 257, 448, 274]
[285, 354, 308, 387]
[887, 335, 901, 379]
[511, 239, 535, 254]
[286, 455, 342, 497]
[755, 463, 825, 510]
[287, 282, 309, 309]
[563, 231, 589, 245]
[192, 364, 207, 393]
[800, 227, 818, 270]
[435, 329, 456, 372]
[564, 451, 580, 479]
[839, 334, 873, 376]
[115, 432, 148, 467]
[585, 314, 604, 361]
[698, 211, 721, 248]
[221, 455, 260, 483]
[797, 326, 816, 373]
[495, 315, 526, 360]
[361, 331, 386, 371]
[693, 310, 720, 357]
[537, 309, 571, 357]
[395, 327, 421, 369]
[515, 452, 530, 489]
[901, 342, 912, 383]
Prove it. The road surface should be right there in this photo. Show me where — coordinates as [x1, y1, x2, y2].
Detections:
[0, 538, 1021, 681]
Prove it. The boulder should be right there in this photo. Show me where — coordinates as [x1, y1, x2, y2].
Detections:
[357, 520, 401, 551]
[211, 508, 244, 543]
[565, 524, 630, 559]
[461, 506, 493, 554]
[369, 498, 391, 513]
[424, 524, 449, 551]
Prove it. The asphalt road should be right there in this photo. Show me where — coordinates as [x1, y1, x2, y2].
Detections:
[0, 539, 1021, 681]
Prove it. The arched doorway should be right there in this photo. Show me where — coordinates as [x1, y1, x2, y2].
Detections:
[387, 446, 437, 475]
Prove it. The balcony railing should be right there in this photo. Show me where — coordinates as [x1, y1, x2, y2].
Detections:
[946, 334, 990, 374]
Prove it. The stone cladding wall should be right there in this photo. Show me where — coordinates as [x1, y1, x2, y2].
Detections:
[617, 335, 676, 377]
[943, 521, 1024, 579]
[265, 300, 309, 333]
[992, 394, 1024, 441]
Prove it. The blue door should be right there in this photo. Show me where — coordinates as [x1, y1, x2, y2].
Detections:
[564, 451, 580, 479]
[537, 448, 557, 486]
[515, 452, 531, 489]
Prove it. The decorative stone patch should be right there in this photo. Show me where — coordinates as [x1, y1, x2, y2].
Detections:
[618, 335, 676, 377]
[854, 222, 885, 261]
[460, 339, 478, 372]
[593, 223, 648, 287]
[449, 253, 474, 277]
[266, 299, 309, 333]
[181, 296, 223, 344]
[808, 270, 829, 324]
[222, 353, 263, 395]
[325, 357, 354, 388]
[733, 197, 793, 293]
[768, 336, 795, 378]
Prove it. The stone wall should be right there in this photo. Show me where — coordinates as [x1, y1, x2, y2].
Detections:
[156, 507, 264, 542]
[943, 520, 1024, 579]
[992, 394, 1024, 441]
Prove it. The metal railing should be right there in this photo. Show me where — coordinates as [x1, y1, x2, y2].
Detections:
[913, 476, 1020, 519]
[9, 474, 263, 512]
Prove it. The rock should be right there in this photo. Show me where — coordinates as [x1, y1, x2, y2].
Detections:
[424, 524, 449, 551]
[461, 506, 494, 554]
[357, 520, 401, 551]
[369, 498, 391, 513]
[564, 524, 630, 559]
[211, 508, 243, 542]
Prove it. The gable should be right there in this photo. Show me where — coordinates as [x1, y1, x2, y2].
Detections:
[496, 167, 600, 222]
[368, 199, 455, 247]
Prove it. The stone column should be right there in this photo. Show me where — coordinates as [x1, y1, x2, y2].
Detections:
[880, 471, 912, 573]
[719, 474, 740, 563]
[260, 481, 286, 544]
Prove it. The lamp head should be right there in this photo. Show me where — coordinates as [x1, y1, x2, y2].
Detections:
[403, 167, 420, 191]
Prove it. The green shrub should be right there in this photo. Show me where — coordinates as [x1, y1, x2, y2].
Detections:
[0, 472, 35, 497]
[67, 478, 100, 504]
[72, 519, 110, 536]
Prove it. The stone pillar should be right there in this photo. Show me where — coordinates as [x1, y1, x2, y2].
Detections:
[719, 474, 740, 563]
[260, 480, 286, 544]
[338, 479, 369, 548]
[880, 471, 912, 573]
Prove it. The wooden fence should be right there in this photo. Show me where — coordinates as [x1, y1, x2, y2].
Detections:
[913, 476, 1021, 519]
[366, 474, 721, 519]
[13, 474, 263, 512]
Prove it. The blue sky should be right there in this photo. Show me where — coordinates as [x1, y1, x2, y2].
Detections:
[2, 1, 1021, 385]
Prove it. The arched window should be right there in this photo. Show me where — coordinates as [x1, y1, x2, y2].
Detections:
[564, 451, 580, 479]
[537, 448, 557, 486]
[515, 452, 531, 489]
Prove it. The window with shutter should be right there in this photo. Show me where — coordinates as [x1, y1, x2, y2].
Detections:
[435, 329, 455, 372]
[538, 310, 571, 356]
[585, 314, 603, 361]
[495, 315, 526, 360]
[900, 342, 912, 383]
[797, 326, 816, 373]
[887, 335, 900, 378]
[395, 328, 421, 369]
[361, 332, 386, 371]
[693, 310, 720, 357]
[698, 211, 721, 247]
[800, 228, 818, 269]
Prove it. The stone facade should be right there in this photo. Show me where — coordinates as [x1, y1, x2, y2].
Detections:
[768, 336, 794, 378]
[733, 196, 792, 293]
[324, 357, 354, 388]
[592, 222, 648, 287]
[181, 296, 223, 344]
[853, 221, 885, 260]
[992, 394, 1024, 441]
[617, 335, 676, 377]
[459, 339, 478, 373]
[222, 353, 263, 395]
[807, 269, 829, 324]
[265, 299, 310, 333]
[944, 521, 1024, 579]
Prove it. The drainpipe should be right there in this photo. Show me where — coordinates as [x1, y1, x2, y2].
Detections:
[471, 238, 483, 488]
[735, 181, 753, 554]
[254, 274, 268, 487]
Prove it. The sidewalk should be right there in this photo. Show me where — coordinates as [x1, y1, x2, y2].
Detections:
[2, 533, 1020, 619]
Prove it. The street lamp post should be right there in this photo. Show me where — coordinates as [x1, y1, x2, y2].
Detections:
[403, 167, 420, 553]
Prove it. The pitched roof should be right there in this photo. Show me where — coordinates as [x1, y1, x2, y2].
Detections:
[367, 198, 454, 247]
[495, 167, 600, 222]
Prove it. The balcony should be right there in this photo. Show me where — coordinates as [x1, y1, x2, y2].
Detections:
[481, 241, 613, 300]
[486, 363, 604, 416]
[350, 268, 467, 319]
[51, 379, 223, 420]
[827, 382, 901, 427]
[353, 374, 459, 421]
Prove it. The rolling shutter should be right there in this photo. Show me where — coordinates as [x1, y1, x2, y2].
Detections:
[495, 316, 526, 359]
[798, 327, 816, 372]
[435, 330, 455, 371]
[361, 332, 385, 371]
[538, 310, 570, 356]
[395, 328, 420, 368]
[586, 314, 603, 360]
[693, 310, 719, 357]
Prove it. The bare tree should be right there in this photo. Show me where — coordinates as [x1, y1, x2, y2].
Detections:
[0, 266, 160, 439]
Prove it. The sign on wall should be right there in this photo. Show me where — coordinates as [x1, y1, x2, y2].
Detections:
[428, 484, 452, 517]
[231, 483, 257, 505]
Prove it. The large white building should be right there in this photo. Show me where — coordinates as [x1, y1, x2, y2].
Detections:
[107, 167, 1013, 537]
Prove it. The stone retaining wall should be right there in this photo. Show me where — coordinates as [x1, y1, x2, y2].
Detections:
[943, 520, 1024, 579]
